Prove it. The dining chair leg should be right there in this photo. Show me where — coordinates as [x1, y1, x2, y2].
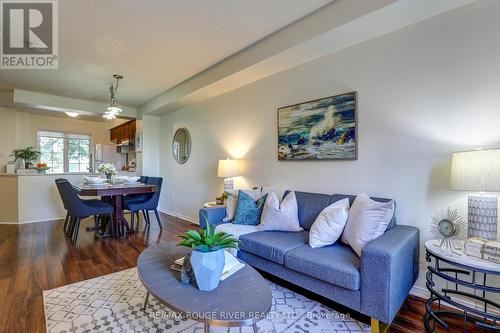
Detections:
[142, 209, 149, 224]
[108, 213, 114, 236]
[130, 212, 135, 234]
[136, 212, 140, 231]
[154, 209, 162, 230]
[94, 215, 100, 228]
[68, 216, 77, 238]
[121, 212, 131, 236]
[65, 215, 73, 237]
[72, 217, 81, 246]
[109, 213, 115, 237]
[63, 213, 69, 233]
[94, 215, 100, 238]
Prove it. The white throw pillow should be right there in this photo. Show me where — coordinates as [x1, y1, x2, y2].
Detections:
[224, 188, 261, 222]
[261, 187, 286, 201]
[341, 193, 395, 257]
[258, 191, 303, 232]
[309, 198, 350, 248]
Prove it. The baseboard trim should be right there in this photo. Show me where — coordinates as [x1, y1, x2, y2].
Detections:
[409, 285, 428, 299]
[0, 210, 201, 226]
[0, 216, 66, 224]
[158, 208, 199, 225]
[409, 284, 500, 315]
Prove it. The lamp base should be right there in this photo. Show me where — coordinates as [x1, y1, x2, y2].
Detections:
[468, 194, 498, 240]
[223, 178, 234, 193]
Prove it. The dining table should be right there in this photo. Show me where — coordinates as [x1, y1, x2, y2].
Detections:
[72, 181, 157, 239]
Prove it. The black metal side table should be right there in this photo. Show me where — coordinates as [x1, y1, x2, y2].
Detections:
[424, 240, 500, 332]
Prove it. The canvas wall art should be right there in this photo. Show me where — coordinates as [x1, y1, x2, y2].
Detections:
[278, 92, 357, 160]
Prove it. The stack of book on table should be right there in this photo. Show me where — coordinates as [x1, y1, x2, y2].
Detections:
[465, 237, 500, 264]
[171, 251, 245, 280]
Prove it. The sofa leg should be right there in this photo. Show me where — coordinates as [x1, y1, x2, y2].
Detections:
[371, 318, 389, 333]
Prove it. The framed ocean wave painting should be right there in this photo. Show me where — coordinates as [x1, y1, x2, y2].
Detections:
[278, 91, 357, 160]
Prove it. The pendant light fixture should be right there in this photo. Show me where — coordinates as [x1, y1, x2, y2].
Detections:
[65, 111, 79, 117]
[103, 74, 124, 120]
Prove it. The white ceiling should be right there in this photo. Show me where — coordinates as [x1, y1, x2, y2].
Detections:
[0, 0, 332, 107]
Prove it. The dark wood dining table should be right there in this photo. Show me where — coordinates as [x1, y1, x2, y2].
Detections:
[72, 182, 157, 239]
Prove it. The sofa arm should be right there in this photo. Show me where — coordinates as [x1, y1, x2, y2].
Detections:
[360, 225, 419, 324]
[198, 207, 227, 229]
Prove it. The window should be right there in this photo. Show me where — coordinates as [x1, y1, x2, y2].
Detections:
[38, 131, 91, 173]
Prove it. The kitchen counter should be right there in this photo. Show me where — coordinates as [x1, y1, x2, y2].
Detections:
[0, 172, 137, 223]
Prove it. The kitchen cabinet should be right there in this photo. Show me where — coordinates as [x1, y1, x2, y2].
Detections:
[110, 120, 136, 144]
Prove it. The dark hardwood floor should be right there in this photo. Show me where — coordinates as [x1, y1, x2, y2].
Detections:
[0, 213, 486, 333]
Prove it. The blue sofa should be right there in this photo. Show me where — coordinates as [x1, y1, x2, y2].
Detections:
[199, 191, 419, 333]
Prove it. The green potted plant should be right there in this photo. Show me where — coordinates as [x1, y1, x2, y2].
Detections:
[11, 146, 41, 169]
[177, 222, 239, 291]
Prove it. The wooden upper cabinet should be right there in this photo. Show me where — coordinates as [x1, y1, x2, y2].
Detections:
[110, 128, 117, 142]
[109, 120, 136, 143]
[128, 121, 136, 138]
[122, 123, 129, 140]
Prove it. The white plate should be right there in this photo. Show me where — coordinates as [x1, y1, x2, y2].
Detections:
[123, 181, 141, 185]
[83, 176, 108, 184]
[115, 176, 140, 184]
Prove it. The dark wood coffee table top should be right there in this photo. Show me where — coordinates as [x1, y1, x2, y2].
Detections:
[137, 244, 272, 328]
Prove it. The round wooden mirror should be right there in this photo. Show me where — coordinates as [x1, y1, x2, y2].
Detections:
[172, 128, 191, 164]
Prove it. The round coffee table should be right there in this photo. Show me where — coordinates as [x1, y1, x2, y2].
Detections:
[137, 244, 272, 332]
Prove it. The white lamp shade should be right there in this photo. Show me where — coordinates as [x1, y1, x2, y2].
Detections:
[450, 149, 500, 191]
[217, 159, 239, 178]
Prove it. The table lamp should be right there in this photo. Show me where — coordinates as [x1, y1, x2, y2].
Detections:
[217, 158, 240, 192]
[450, 149, 500, 240]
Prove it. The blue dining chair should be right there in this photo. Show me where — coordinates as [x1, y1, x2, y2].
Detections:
[56, 178, 108, 238]
[123, 175, 149, 225]
[55, 178, 73, 236]
[55, 179, 114, 245]
[124, 177, 163, 232]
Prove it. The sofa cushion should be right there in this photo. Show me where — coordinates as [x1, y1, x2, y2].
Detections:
[309, 198, 349, 248]
[224, 188, 262, 222]
[284, 191, 332, 230]
[340, 194, 395, 257]
[214, 223, 260, 256]
[239, 230, 309, 265]
[234, 191, 267, 226]
[285, 242, 361, 291]
[331, 193, 397, 229]
[258, 191, 302, 232]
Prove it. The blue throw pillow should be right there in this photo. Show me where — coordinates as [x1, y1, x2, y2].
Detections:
[234, 190, 268, 226]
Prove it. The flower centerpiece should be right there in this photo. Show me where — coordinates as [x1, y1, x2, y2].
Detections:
[177, 222, 239, 291]
[97, 163, 117, 181]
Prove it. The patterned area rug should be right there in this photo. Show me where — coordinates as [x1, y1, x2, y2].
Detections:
[43, 268, 370, 333]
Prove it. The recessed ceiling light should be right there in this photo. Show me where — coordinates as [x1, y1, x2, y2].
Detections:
[65, 112, 79, 117]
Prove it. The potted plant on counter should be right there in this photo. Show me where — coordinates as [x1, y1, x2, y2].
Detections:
[97, 163, 117, 181]
[11, 146, 41, 169]
[177, 223, 239, 291]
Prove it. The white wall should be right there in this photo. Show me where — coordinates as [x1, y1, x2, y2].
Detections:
[157, 0, 500, 299]
[142, 115, 160, 176]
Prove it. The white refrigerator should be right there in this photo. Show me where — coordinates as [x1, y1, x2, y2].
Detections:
[94, 143, 122, 171]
